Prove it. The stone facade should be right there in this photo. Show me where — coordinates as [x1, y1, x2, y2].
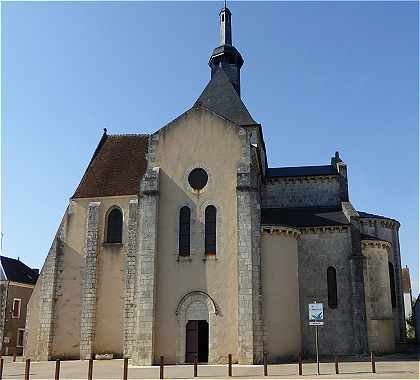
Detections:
[34, 210, 67, 360]
[133, 166, 160, 365]
[24, 5, 405, 364]
[262, 176, 341, 208]
[80, 202, 100, 360]
[123, 199, 139, 358]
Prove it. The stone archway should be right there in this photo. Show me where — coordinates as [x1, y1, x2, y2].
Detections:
[175, 291, 219, 364]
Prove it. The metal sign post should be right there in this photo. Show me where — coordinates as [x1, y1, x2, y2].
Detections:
[308, 301, 324, 376]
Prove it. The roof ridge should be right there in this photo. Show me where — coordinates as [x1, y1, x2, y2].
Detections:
[108, 133, 149, 137]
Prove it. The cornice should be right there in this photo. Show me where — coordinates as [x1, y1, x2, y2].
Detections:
[261, 226, 301, 239]
[299, 225, 350, 234]
[361, 218, 400, 230]
[361, 239, 392, 250]
[266, 175, 338, 184]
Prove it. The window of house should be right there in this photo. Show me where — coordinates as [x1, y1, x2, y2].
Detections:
[205, 205, 217, 255]
[17, 329, 25, 347]
[12, 298, 21, 319]
[106, 207, 123, 243]
[389, 262, 396, 308]
[327, 266, 338, 308]
[179, 206, 191, 257]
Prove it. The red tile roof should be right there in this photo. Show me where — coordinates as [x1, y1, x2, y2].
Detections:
[402, 266, 411, 293]
[72, 133, 149, 198]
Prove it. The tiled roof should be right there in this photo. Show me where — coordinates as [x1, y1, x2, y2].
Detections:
[0, 256, 38, 285]
[72, 133, 149, 198]
[195, 68, 257, 126]
[267, 165, 338, 178]
[261, 206, 349, 228]
[402, 267, 411, 293]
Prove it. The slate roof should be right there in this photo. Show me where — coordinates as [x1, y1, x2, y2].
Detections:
[73, 133, 149, 198]
[195, 69, 257, 126]
[261, 207, 349, 228]
[267, 165, 338, 178]
[358, 211, 399, 224]
[0, 256, 39, 285]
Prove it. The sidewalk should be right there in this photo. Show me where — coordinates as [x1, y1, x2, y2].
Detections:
[1, 358, 419, 379]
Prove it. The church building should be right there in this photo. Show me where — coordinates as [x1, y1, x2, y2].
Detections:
[25, 5, 406, 364]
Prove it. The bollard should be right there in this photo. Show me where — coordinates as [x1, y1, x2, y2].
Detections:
[263, 352, 268, 376]
[159, 356, 164, 380]
[228, 354, 232, 377]
[335, 356, 339, 375]
[24, 359, 30, 380]
[371, 351, 376, 373]
[123, 358, 128, 380]
[298, 353, 302, 376]
[13, 351, 16, 362]
[194, 355, 198, 377]
[0, 358, 3, 380]
[55, 359, 60, 380]
[88, 358, 93, 380]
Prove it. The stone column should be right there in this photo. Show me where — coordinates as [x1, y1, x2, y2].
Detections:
[36, 210, 67, 360]
[123, 199, 139, 358]
[349, 217, 368, 353]
[132, 167, 160, 365]
[236, 163, 255, 364]
[80, 202, 100, 360]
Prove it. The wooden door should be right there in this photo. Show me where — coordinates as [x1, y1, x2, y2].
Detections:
[185, 320, 209, 363]
[185, 320, 198, 363]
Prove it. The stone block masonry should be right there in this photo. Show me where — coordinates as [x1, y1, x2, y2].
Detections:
[34, 209, 67, 361]
[80, 202, 100, 360]
[262, 176, 340, 208]
[132, 167, 160, 365]
[123, 199, 139, 358]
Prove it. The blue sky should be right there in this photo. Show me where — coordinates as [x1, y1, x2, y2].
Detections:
[1, 1, 418, 295]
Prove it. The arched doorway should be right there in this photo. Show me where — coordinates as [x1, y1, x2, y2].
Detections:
[175, 291, 219, 364]
[185, 320, 209, 363]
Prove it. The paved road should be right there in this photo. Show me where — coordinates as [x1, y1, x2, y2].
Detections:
[1, 358, 419, 379]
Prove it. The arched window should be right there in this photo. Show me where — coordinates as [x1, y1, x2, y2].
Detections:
[179, 206, 191, 256]
[327, 266, 338, 309]
[106, 208, 123, 243]
[389, 262, 396, 308]
[205, 205, 217, 255]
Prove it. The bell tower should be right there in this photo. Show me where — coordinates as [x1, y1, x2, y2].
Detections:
[209, 3, 244, 96]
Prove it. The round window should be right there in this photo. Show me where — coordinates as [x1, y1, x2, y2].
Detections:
[188, 168, 208, 191]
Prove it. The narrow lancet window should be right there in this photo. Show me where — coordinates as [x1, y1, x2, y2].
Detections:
[327, 266, 338, 308]
[205, 205, 217, 255]
[106, 208, 123, 243]
[389, 262, 396, 308]
[179, 206, 191, 256]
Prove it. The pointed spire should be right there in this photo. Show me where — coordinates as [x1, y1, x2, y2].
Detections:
[209, 3, 244, 96]
[220, 2, 232, 45]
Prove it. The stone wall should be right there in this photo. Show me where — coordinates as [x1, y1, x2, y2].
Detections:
[123, 199, 139, 358]
[79, 202, 100, 360]
[0, 283, 8, 353]
[362, 240, 395, 352]
[132, 166, 160, 365]
[262, 176, 341, 208]
[298, 227, 357, 355]
[360, 218, 405, 343]
[30, 210, 67, 360]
